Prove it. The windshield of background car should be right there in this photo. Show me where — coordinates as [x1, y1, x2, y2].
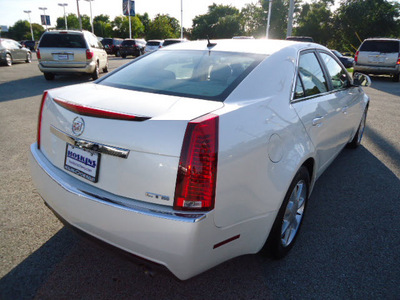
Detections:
[360, 40, 399, 53]
[39, 33, 86, 48]
[99, 50, 265, 101]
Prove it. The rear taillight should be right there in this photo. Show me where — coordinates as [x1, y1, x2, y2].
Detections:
[397, 54, 400, 65]
[354, 51, 359, 63]
[174, 114, 219, 211]
[86, 49, 94, 59]
[37, 91, 49, 149]
[36, 49, 41, 59]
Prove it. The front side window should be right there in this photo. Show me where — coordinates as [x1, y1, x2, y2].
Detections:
[320, 52, 349, 90]
[99, 50, 265, 101]
[298, 52, 328, 97]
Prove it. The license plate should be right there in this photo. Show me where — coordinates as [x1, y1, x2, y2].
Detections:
[64, 144, 100, 182]
[368, 55, 384, 63]
[58, 54, 69, 60]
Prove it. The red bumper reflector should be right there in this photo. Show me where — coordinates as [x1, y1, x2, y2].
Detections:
[213, 235, 240, 249]
[53, 98, 150, 121]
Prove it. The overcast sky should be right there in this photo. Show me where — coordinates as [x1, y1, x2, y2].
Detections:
[0, 0, 257, 29]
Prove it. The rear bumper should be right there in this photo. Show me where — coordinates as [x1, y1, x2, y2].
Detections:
[29, 143, 269, 280]
[38, 61, 96, 74]
[354, 64, 400, 75]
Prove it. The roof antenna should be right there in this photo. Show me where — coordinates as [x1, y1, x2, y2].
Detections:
[207, 35, 216, 48]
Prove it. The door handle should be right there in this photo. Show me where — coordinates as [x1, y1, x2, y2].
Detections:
[312, 116, 324, 127]
[342, 106, 349, 114]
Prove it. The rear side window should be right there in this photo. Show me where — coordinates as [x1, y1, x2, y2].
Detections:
[360, 40, 399, 53]
[99, 50, 265, 101]
[298, 52, 328, 97]
[122, 40, 135, 46]
[39, 33, 86, 48]
[147, 41, 161, 46]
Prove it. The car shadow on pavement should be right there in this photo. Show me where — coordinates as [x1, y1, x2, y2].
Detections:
[0, 146, 399, 299]
[0, 75, 95, 103]
[368, 76, 400, 96]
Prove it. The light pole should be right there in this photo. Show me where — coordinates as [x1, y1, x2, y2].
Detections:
[38, 7, 48, 31]
[286, 0, 295, 37]
[76, 0, 83, 31]
[58, 3, 68, 30]
[180, 0, 183, 39]
[84, 0, 94, 33]
[266, 0, 272, 39]
[23, 10, 34, 40]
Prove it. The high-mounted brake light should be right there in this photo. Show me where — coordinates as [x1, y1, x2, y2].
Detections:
[37, 91, 49, 149]
[354, 51, 359, 63]
[53, 98, 150, 121]
[36, 49, 41, 59]
[86, 49, 94, 59]
[174, 114, 219, 211]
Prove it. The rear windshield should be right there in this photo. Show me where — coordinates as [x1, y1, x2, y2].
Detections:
[122, 40, 135, 46]
[39, 33, 86, 48]
[360, 40, 399, 53]
[163, 40, 181, 47]
[147, 41, 161, 46]
[98, 50, 265, 101]
[101, 39, 112, 45]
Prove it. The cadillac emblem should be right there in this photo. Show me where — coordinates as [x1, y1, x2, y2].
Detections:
[72, 117, 85, 136]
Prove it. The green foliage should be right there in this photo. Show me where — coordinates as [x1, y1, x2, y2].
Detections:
[192, 4, 241, 39]
[147, 14, 180, 39]
[240, 2, 266, 37]
[112, 15, 145, 38]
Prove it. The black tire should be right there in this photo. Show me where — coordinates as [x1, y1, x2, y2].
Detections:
[26, 52, 32, 63]
[346, 109, 367, 149]
[44, 73, 55, 80]
[392, 73, 399, 82]
[121, 54, 126, 59]
[102, 58, 109, 73]
[262, 166, 310, 259]
[92, 62, 99, 80]
[5, 53, 12, 66]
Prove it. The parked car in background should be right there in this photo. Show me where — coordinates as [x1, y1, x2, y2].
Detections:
[120, 39, 146, 58]
[162, 38, 187, 47]
[101, 38, 123, 57]
[331, 50, 355, 68]
[0, 38, 32, 66]
[20, 40, 36, 51]
[144, 40, 163, 53]
[354, 38, 400, 82]
[36, 30, 108, 80]
[30, 39, 370, 280]
[286, 36, 314, 42]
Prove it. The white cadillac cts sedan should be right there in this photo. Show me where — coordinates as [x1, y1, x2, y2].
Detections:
[30, 39, 370, 280]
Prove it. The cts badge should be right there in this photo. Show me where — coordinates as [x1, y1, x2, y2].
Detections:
[72, 117, 85, 136]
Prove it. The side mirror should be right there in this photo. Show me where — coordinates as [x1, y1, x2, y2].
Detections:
[353, 72, 371, 87]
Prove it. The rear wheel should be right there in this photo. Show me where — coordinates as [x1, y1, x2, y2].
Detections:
[262, 166, 310, 259]
[92, 62, 99, 80]
[103, 58, 109, 73]
[44, 73, 55, 80]
[5, 54, 12, 66]
[347, 109, 367, 149]
[392, 73, 399, 82]
[26, 52, 32, 63]
[121, 54, 126, 59]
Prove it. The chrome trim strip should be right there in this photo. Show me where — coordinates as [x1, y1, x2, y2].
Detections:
[50, 126, 130, 159]
[30, 143, 207, 223]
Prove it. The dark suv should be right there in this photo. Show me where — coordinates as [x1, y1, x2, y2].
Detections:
[120, 39, 146, 58]
[354, 38, 400, 82]
[101, 38, 123, 56]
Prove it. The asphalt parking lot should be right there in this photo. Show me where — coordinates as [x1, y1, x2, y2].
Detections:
[0, 57, 399, 299]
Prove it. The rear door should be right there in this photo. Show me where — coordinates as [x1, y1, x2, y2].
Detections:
[38, 32, 88, 68]
[292, 51, 348, 177]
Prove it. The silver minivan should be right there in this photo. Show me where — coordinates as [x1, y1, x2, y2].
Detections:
[37, 30, 108, 81]
[354, 38, 400, 82]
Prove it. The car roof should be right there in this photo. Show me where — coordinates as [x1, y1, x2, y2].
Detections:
[363, 38, 400, 42]
[43, 30, 87, 35]
[158, 39, 324, 55]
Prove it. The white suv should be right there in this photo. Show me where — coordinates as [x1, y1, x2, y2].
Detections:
[37, 30, 108, 81]
[354, 38, 400, 82]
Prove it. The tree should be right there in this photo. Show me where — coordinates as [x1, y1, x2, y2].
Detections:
[147, 14, 180, 39]
[333, 0, 400, 51]
[112, 15, 144, 38]
[7, 20, 31, 41]
[137, 13, 151, 37]
[294, 0, 334, 45]
[240, 2, 266, 37]
[192, 4, 241, 39]
[93, 15, 112, 37]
